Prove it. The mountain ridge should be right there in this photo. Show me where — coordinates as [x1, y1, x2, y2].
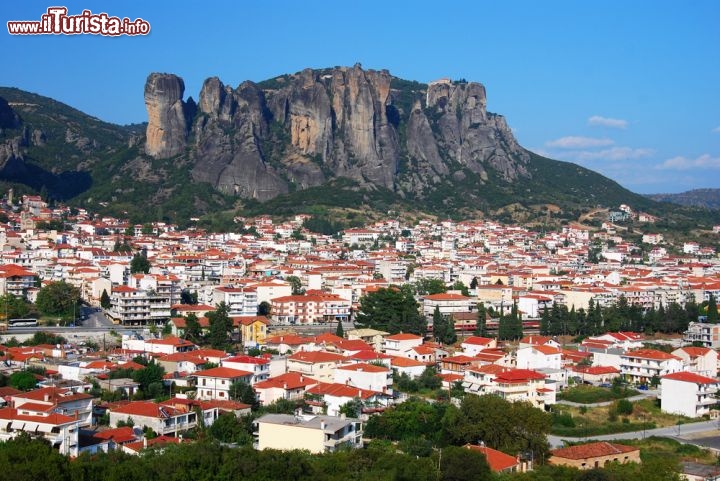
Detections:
[0, 67, 717, 230]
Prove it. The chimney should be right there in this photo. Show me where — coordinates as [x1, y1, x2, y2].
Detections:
[143, 438, 148, 449]
[320, 420, 326, 430]
[283, 383, 288, 389]
[300, 375, 304, 382]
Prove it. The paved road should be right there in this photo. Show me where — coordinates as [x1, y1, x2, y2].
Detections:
[548, 420, 720, 448]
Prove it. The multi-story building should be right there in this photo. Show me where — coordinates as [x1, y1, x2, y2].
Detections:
[463, 365, 553, 408]
[212, 286, 258, 317]
[108, 285, 172, 326]
[660, 371, 719, 418]
[684, 322, 720, 349]
[672, 346, 718, 377]
[0, 264, 37, 298]
[0, 403, 81, 456]
[620, 349, 683, 384]
[333, 363, 393, 394]
[109, 400, 201, 436]
[221, 355, 271, 384]
[286, 351, 346, 382]
[271, 293, 351, 325]
[422, 292, 474, 317]
[254, 413, 363, 453]
[194, 367, 253, 401]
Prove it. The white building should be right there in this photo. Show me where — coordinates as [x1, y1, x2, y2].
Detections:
[620, 349, 683, 384]
[254, 413, 362, 453]
[333, 363, 393, 394]
[660, 371, 719, 418]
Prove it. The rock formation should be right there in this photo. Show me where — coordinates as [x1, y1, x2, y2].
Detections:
[144, 66, 531, 201]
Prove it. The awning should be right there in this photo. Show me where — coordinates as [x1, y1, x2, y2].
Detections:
[10, 421, 25, 430]
[461, 382, 472, 388]
[36, 424, 54, 433]
[469, 385, 481, 392]
[23, 422, 39, 433]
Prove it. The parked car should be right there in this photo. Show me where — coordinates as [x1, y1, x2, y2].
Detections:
[638, 384, 649, 390]
[599, 383, 612, 388]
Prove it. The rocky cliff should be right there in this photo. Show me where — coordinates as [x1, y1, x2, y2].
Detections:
[143, 65, 530, 201]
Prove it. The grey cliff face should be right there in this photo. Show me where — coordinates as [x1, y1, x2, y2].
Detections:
[144, 66, 531, 201]
[144, 73, 190, 158]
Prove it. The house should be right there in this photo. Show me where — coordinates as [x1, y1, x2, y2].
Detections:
[346, 328, 389, 352]
[221, 355, 271, 384]
[462, 365, 553, 408]
[620, 349, 683, 384]
[672, 347, 718, 377]
[9, 386, 94, 427]
[684, 322, 720, 349]
[156, 352, 208, 375]
[333, 363, 393, 394]
[391, 356, 428, 379]
[263, 334, 315, 355]
[460, 336, 497, 357]
[271, 293, 351, 325]
[286, 351, 346, 382]
[383, 333, 423, 356]
[304, 382, 389, 417]
[518, 336, 560, 349]
[194, 367, 253, 401]
[660, 371, 719, 418]
[422, 292, 474, 317]
[254, 413, 362, 453]
[108, 400, 199, 436]
[235, 316, 269, 347]
[464, 444, 525, 473]
[252, 372, 318, 406]
[515, 345, 562, 371]
[0, 404, 81, 456]
[568, 365, 621, 385]
[121, 335, 196, 355]
[212, 286, 258, 317]
[549, 441, 640, 470]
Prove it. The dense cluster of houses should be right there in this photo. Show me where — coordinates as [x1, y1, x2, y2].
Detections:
[0, 194, 718, 334]
[0, 193, 719, 467]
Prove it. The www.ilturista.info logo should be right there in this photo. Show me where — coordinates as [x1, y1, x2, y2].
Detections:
[7, 7, 150, 36]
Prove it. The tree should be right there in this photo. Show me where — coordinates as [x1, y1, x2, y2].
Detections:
[285, 276, 305, 295]
[36, 281, 80, 318]
[229, 381, 259, 410]
[443, 394, 551, 461]
[415, 278, 447, 296]
[100, 289, 111, 309]
[0, 433, 71, 481]
[440, 446, 492, 481]
[335, 319, 344, 338]
[132, 361, 165, 397]
[10, 371, 38, 391]
[184, 313, 202, 341]
[433, 306, 456, 345]
[339, 397, 363, 418]
[474, 303, 488, 337]
[469, 277, 479, 289]
[0, 294, 30, 320]
[180, 289, 198, 305]
[355, 286, 426, 334]
[130, 252, 151, 274]
[207, 302, 233, 350]
[451, 281, 469, 297]
[258, 301, 271, 316]
[208, 412, 253, 444]
[706, 294, 719, 323]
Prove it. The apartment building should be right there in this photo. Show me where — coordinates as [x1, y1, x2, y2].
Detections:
[108, 285, 172, 326]
[254, 413, 362, 453]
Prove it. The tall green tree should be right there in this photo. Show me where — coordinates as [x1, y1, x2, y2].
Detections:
[36, 281, 80, 317]
[442, 394, 551, 462]
[184, 313, 203, 341]
[285, 276, 305, 295]
[440, 446, 492, 481]
[415, 278, 447, 296]
[100, 289, 111, 309]
[706, 294, 719, 323]
[355, 286, 426, 334]
[0, 294, 30, 320]
[451, 281, 469, 297]
[130, 252, 151, 274]
[207, 302, 233, 349]
[474, 303, 487, 337]
[229, 380, 259, 410]
[335, 319, 344, 338]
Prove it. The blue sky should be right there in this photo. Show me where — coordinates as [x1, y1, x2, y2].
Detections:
[2, 0, 719, 194]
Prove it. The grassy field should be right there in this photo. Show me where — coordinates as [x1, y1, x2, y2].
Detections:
[558, 385, 640, 404]
[551, 398, 697, 437]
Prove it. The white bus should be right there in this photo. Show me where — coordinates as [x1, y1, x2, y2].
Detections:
[8, 318, 38, 327]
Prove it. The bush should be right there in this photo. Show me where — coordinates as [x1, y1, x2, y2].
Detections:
[553, 412, 576, 428]
[616, 399, 634, 415]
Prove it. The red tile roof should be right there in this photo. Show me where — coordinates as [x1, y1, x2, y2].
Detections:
[662, 371, 720, 384]
[288, 351, 346, 363]
[551, 441, 638, 460]
[465, 444, 519, 472]
[194, 367, 253, 379]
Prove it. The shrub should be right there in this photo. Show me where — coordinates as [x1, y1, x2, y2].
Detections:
[616, 399, 634, 415]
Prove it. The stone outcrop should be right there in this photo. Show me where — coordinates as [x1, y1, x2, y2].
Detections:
[144, 66, 531, 201]
[144, 73, 191, 158]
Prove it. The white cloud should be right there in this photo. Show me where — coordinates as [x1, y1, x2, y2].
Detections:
[545, 136, 614, 149]
[588, 115, 628, 129]
[713, 126, 720, 133]
[574, 146, 654, 161]
[658, 154, 720, 170]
